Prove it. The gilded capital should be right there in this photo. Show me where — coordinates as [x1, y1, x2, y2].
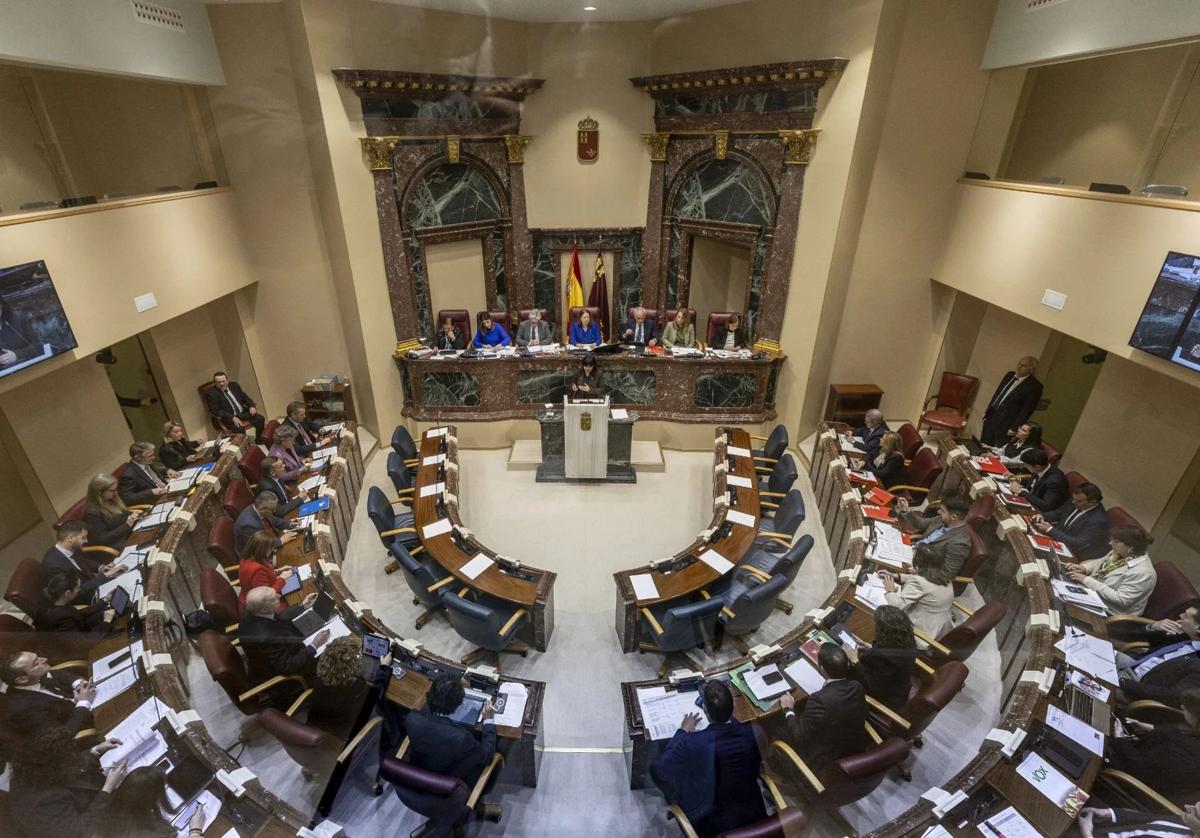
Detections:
[360, 136, 398, 172]
[446, 135, 461, 164]
[642, 132, 670, 162]
[713, 131, 730, 160]
[780, 129, 820, 165]
[503, 134, 534, 164]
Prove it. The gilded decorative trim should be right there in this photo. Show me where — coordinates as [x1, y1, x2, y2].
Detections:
[779, 129, 820, 165]
[503, 134, 534, 164]
[334, 68, 545, 101]
[630, 59, 847, 96]
[446, 135, 461, 164]
[360, 136, 398, 172]
[713, 131, 730, 160]
[642, 132, 670, 162]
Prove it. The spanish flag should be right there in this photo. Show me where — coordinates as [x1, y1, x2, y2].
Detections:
[565, 243, 584, 311]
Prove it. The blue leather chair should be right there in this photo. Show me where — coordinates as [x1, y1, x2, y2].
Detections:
[751, 424, 789, 461]
[441, 590, 529, 671]
[367, 486, 420, 574]
[738, 535, 814, 617]
[756, 489, 805, 554]
[387, 451, 417, 498]
[639, 597, 725, 676]
[390, 542, 451, 630]
[717, 573, 790, 653]
[390, 425, 419, 470]
[758, 456, 798, 501]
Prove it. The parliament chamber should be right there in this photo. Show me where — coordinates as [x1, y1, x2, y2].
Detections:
[6, 1, 1200, 837]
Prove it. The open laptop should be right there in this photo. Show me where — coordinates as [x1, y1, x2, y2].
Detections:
[290, 591, 336, 636]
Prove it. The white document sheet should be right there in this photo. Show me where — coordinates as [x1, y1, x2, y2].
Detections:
[744, 665, 791, 701]
[171, 789, 222, 837]
[1051, 579, 1108, 615]
[610, 408, 629, 419]
[134, 508, 172, 531]
[311, 445, 338, 460]
[422, 453, 446, 466]
[100, 696, 172, 769]
[784, 657, 827, 695]
[422, 518, 453, 538]
[630, 574, 659, 601]
[727, 475, 752, 489]
[1046, 705, 1104, 756]
[1056, 626, 1118, 685]
[93, 665, 139, 708]
[726, 509, 756, 528]
[97, 568, 143, 601]
[116, 545, 152, 569]
[869, 539, 913, 566]
[297, 474, 325, 493]
[1015, 752, 1088, 813]
[306, 615, 352, 656]
[855, 574, 889, 609]
[460, 554, 495, 580]
[166, 477, 193, 494]
[493, 681, 528, 727]
[419, 482, 445, 498]
[296, 563, 314, 581]
[92, 640, 144, 681]
[726, 445, 751, 457]
[636, 686, 709, 741]
[981, 806, 1041, 838]
[697, 549, 733, 575]
[425, 427, 449, 438]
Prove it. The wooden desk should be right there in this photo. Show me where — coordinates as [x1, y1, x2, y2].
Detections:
[410, 426, 556, 651]
[612, 427, 761, 652]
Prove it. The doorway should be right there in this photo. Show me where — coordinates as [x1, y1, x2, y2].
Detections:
[688, 237, 751, 332]
[1031, 333, 1104, 452]
[96, 336, 169, 444]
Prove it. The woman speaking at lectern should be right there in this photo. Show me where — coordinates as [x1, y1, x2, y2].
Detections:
[569, 353, 602, 401]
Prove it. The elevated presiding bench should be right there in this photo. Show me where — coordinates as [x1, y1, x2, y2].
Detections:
[394, 350, 784, 423]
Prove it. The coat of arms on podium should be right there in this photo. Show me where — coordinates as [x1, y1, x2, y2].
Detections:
[580, 411, 592, 431]
[577, 116, 599, 162]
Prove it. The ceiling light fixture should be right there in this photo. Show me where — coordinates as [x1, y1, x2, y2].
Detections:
[584, 5, 597, 10]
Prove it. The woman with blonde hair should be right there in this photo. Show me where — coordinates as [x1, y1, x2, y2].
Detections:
[869, 431, 907, 489]
[268, 424, 307, 482]
[158, 419, 201, 471]
[81, 473, 139, 548]
[661, 309, 696, 349]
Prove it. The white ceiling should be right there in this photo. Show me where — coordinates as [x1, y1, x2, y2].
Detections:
[206, 0, 754, 23]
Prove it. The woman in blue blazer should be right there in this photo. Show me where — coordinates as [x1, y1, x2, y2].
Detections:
[569, 310, 602, 346]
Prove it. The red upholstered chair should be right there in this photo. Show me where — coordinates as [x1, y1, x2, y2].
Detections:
[111, 461, 129, 481]
[671, 804, 810, 837]
[705, 311, 737, 346]
[436, 309, 470, 340]
[767, 736, 910, 810]
[889, 448, 943, 503]
[201, 568, 241, 632]
[568, 306, 603, 340]
[966, 492, 995, 538]
[208, 516, 240, 576]
[918, 372, 980, 434]
[625, 305, 659, 322]
[932, 602, 1007, 664]
[1066, 471, 1090, 495]
[380, 746, 505, 835]
[223, 478, 253, 520]
[239, 446, 265, 485]
[259, 419, 280, 450]
[0, 614, 33, 659]
[200, 380, 251, 434]
[1041, 441, 1062, 466]
[4, 558, 43, 620]
[1143, 562, 1200, 621]
[952, 524, 990, 596]
[258, 707, 344, 781]
[663, 308, 697, 329]
[198, 630, 305, 716]
[476, 310, 510, 330]
[54, 497, 88, 528]
[517, 309, 550, 323]
[1107, 506, 1146, 534]
[897, 422, 923, 462]
[872, 660, 968, 746]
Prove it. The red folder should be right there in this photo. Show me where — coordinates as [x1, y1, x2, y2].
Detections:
[863, 505, 895, 522]
[974, 456, 1009, 476]
[863, 486, 895, 506]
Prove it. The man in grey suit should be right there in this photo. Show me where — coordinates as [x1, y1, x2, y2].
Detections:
[898, 493, 973, 577]
[515, 309, 553, 348]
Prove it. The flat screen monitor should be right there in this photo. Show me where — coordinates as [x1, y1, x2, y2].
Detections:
[1129, 251, 1200, 374]
[0, 260, 76, 379]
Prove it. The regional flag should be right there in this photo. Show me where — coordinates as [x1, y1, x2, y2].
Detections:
[565, 243, 584, 311]
[588, 253, 610, 339]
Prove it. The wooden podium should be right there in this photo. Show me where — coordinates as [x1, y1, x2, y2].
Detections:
[564, 396, 609, 479]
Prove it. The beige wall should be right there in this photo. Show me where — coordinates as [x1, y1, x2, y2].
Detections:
[690, 237, 752, 324]
[0, 431, 39, 547]
[146, 305, 229, 440]
[0, 67, 61, 210]
[958, 305, 1051, 437]
[0, 355, 132, 517]
[1002, 44, 1188, 187]
[427, 239, 487, 326]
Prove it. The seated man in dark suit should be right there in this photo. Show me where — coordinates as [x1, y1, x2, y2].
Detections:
[237, 586, 329, 680]
[778, 643, 870, 771]
[0, 651, 96, 736]
[846, 409, 889, 464]
[283, 400, 333, 456]
[1008, 447, 1069, 512]
[652, 679, 765, 838]
[405, 672, 497, 785]
[40, 520, 126, 604]
[896, 493, 973, 577]
[1107, 689, 1200, 801]
[206, 371, 266, 437]
[256, 457, 309, 517]
[1032, 482, 1110, 561]
[515, 309, 553, 348]
[234, 492, 298, 556]
[620, 307, 658, 347]
[434, 315, 466, 351]
[1117, 605, 1200, 708]
[118, 441, 177, 506]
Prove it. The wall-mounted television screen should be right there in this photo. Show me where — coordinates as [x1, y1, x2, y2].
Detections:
[1130, 251, 1200, 374]
[0, 260, 77, 379]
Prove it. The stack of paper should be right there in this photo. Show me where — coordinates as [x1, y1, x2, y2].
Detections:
[93, 666, 138, 708]
[630, 574, 659, 601]
[306, 615, 352, 656]
[743, 665, 791, 702]
[134, 505, 173, 531]
[423, 453, 446, 466]
[726, 445, 751, 457]
[726, 509, 756, 528]
[1046, 705, 1104, 756]
[981, 806, 1041, 838]
[1015, 752, 1089, 815]
[423, 518, 453, 538]
[98, 568, 143, 600]
[783, 657, 826, 695]
[1055, 626, 1118, 685]
[92, 640, 144, 681]
[100, 697, 172, 770]
[636, 686, 708, 740]
[855, 573, 889, 609]
[868, 535, 912, 568]
[493, 682, 528, 727]
[610, 408, 629, 419]
[1051, 579, 1108, 615]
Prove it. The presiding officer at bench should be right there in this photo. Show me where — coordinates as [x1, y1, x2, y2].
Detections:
[472, 314, 511, 348]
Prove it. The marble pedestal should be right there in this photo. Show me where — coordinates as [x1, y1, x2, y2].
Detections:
[535, 407, 637, 484]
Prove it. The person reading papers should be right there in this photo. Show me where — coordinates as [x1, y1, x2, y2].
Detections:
[516, 309, 553, 348]
[1063, 525, 1157, 616]
[621, 307, 657, 347]
[238, 587, 331, 680]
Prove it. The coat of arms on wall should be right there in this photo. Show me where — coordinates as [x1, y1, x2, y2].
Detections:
[577, 116, 599, 163]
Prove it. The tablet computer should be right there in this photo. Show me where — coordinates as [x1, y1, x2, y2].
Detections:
[280, 572, 302, 596]
[109, 585, 132, 617]
[362, 632, 391, 658]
